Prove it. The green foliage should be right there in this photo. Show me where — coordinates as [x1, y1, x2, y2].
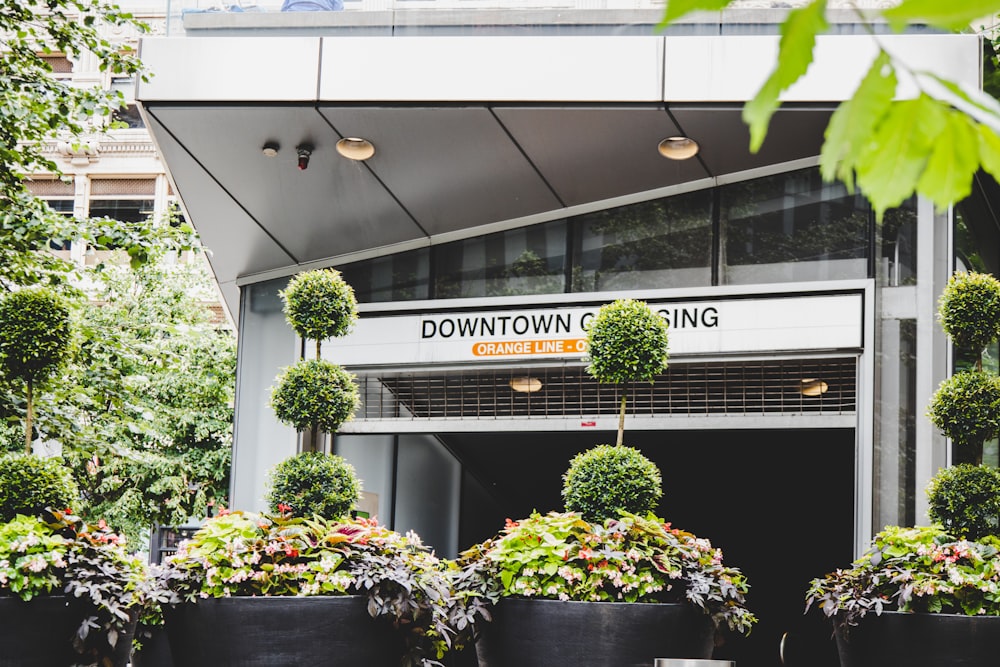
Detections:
[0, 421, 20, 453]
[659, 0, 1000, 220]
[927, 370, 1000, 457]
[0, 287, 73, 384]
[270, 359, 359, 433]
[159, 510, 466, 664]
[280, 269, 358, 345]
[0, 453, 79, 522]
[561, 445, 662, 522]
[266, 452, 361, 519]
[455, 511, 756, 637]
[806, 525, 1000, 629]
[0, 509, 151, 665]
[585, 299, 669, 385]
[926, 463, 1000, 541]
[937, 271, 1000, 357]
[0, 260, 237, 544]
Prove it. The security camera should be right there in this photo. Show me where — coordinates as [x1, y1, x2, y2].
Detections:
[296, 144, 313, 170]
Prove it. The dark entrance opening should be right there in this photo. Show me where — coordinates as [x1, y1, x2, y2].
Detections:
[443, 427, 854, 667]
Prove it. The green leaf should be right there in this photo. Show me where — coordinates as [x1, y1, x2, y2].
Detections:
[820, 51, 897, 187]
[659, 0, 732, 26]
[855, 94, 947, 220]
[881, 0, 1000, 32]
[743, 0, 828, 153]
[977, 125, 1000, 183]
[916, 110, 979, 211]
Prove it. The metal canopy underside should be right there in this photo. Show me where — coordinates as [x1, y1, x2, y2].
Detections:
[135, 25, 980, 317]
[143, 101, 832, 313]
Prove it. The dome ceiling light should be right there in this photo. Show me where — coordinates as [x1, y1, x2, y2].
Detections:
[657, 136, 700, 160]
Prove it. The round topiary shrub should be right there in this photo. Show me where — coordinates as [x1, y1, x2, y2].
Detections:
[937, 271, 1000, 356]
[0, 453, 79, 522]
[280, 269, 358, 345]
[0, 286, 73, 383]
[585, 299, 669, 385]
[927, 463, 1000, 540]
[562, 444, 663, 523]
[270, 359, 360, 433]
[266, 451, 361, 519]
[927, 370, 1000, 455]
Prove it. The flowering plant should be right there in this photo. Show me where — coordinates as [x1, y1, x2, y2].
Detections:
[158, 508, 467, 666]
[0, 508, 151, 665]
[805, 524, 1000, 631]
[454, 510, 756, 639]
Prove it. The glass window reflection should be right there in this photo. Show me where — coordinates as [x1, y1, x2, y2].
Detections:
[720, 169, 870, 285]
[433, 220, 567, 299]
[571, 191, 712, 292]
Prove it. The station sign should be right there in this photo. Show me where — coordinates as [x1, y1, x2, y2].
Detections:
[322, 292, 863, 366]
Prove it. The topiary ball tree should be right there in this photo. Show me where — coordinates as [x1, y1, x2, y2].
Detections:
[270, 359, 360, 434]
[927, 463, 1000, 540]
[0, 453, 79, 522]
[937, 271, 1000, 368]
[280, 269, 358, 359]
[562, 444, 662, 523]
[0, 287, 73, 453]
[266, 451, 361, 519]
[585, 299, 669, 446]
[927, 370, 1000, 466]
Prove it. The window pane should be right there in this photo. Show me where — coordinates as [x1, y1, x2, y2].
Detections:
[571, 190, 712, 292]
[720, 169, 870, 285]
[878, 198, 917, 287]
[339, 248, 430, 303]
[433, 220, 566, 299]
[88, 199, 154, 222]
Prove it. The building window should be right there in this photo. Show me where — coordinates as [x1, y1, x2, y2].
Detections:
[571, 190, 713, 293]
[719, 169, 870, 285]
[433, 219, 567, 299]
[111, 104, 145, 129]
[340, 248, 431, 304]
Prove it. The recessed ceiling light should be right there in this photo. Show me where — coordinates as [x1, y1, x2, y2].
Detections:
[658, 136, 699, 160]
[800, 379, 829, 397]
[510, 377, 543, 393]
[336, 137, 375, 161]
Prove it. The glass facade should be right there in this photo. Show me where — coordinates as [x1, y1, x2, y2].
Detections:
[338, 167, 875, 302]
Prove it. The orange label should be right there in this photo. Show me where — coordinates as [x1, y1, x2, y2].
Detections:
[471, 338, 587, 357]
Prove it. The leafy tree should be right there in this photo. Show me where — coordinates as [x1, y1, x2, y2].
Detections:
[0, 260, 237, 543]
[0, 2, 198, 289]
[660, 1, 1000, 219]
[0, 287, 74, 452]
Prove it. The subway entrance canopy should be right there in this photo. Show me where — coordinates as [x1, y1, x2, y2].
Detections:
[135, 9, 981, 318]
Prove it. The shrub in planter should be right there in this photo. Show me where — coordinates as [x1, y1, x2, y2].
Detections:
[265, 451, 361, 519]
[0, 509, 151, 667]
[158, 509, 465, 666]
[806, 272, 1000, 666]
[456, 444, 755, 667]
[0, 452, 79, 522]
[269, 358, 359, 434]
[936, 271, 1000, 361]
[271, 269, 361, 452]
[561, 444, 662, 522]
[926, 370, 1000, 464]
[281, 268, 358, 357]
[584, 298, 669, 446]
[926, 463, 1000, 540]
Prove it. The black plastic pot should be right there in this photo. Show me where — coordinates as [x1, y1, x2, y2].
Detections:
[475, 599, 715, 667]
[835, 611, 1000, 667]
[131, 622, 174, 667]
[164, 595, 404, 667]
[0, 595, 135, 667]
